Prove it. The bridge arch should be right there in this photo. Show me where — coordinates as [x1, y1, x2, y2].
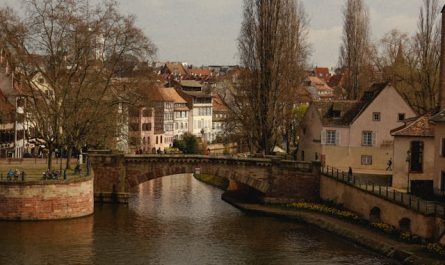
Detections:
[90, 153, 320, 204]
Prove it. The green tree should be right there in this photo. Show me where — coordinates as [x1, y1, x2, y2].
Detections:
[173, 133, 199, 154]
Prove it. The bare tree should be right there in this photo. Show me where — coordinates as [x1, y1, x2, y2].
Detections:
[224, 0, 309, 155]
[0, 0, 156, 169]
[375, 0, 440, 114]
[411, 0, 441, 112]
[339, 0, 372, 100]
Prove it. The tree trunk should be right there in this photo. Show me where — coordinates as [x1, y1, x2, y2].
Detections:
[47, 144, 53, 170]
[65, 148, 72, 170]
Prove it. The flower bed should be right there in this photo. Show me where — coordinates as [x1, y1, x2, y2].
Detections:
[284, 202, 361, 223]
[277, 202, 423, 244]
[426, 243, 445, 258]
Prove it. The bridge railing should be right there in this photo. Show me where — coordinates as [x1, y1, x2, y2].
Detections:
[116, 154, 313, 171]
[321, 165, 445, 218]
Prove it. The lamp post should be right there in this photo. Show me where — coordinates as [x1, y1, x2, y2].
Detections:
[406, 150, 411, 194]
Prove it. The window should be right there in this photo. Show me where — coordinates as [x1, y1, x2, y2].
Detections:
[361, 155, 373, 165]
[332, 110, 341, 118]
[372, 112, 381, 121]
[160, 136, 163, 144]
[156, 136, 158, 144]
[441, 138, 445, 157]
[326, 130, 336, 145]
[142, 123, 151, 131]
[410, 141, 424, 172]
[398, 113, 406, 121]
[362, 131, 373, 146]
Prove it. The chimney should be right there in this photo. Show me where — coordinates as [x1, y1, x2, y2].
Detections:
[440, 5, 445, 109]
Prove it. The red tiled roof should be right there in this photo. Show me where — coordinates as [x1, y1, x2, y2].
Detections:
[165, 63, 187, 76]
[187, 68, 212, 77]
[148, 86, 187, 103]
[213, 95, 229, 112]
[391, 115, 434, 137]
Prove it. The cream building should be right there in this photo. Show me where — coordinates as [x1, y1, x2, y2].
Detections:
[299, 83, 417, 173]
[391, 115, 436, 193]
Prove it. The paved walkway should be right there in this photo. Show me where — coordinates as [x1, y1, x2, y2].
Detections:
[224, 198, 443, 265]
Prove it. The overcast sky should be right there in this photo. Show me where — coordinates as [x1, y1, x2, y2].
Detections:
[0, 0, 437, 67]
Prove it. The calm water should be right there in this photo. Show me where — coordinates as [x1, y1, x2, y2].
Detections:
[0, 174, 397, 265]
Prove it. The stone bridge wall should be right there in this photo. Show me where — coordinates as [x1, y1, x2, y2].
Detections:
[89, 153, 320, 203]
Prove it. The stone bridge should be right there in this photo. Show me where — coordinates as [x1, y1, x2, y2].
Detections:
[89, 152, 321, 203]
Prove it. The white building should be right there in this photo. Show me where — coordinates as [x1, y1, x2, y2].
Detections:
[176, 81, 213, 142]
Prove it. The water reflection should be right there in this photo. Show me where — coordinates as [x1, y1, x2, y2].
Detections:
[0, 174, 397, 265]
[0, 216, 94, 264]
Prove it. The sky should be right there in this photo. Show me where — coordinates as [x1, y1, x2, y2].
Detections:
[0, 0, 435, 68]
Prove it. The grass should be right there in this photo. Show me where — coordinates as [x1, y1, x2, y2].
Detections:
[0, 158, 86, 182]
[193, 174, 229, 190]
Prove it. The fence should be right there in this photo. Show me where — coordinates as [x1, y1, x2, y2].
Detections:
[0, 156, 91, 183]
[321, 165, 445, 218]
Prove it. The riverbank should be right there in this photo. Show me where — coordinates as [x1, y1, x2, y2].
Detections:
[193, 174, 229, 190]
[222, 194, 443, 265]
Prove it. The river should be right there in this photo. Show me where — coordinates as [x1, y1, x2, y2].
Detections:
[0, 174, 397, 265]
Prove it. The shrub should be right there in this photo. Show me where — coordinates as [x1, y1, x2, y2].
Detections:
[173, 133, 200, 154]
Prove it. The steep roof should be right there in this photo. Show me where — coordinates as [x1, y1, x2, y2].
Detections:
[314, 67, 330, 79]
[328, 74, 344, 88]
[310, 82, 394, 127]
[148, 86, 187, 103]
[165, 63, 187, 76]
[307, 76, 332, 91]
[187, 68, 212, 77]
[311, 100, 359, 126]
[391, 115, 435, 137]
[213, 95, 229, 112]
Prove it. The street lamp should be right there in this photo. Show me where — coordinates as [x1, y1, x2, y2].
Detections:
[406, 150, 411, 194]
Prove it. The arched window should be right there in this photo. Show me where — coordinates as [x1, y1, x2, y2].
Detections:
[369, 207, 381, 223]
[399, 218, 411, 232]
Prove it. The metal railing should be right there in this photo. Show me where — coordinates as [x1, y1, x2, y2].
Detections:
[0, 162, 90, 183]
[321, 165, 445, 218]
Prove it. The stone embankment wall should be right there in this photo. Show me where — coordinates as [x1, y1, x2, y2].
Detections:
[0, 177, 94, 220]
[320, 175, 444, 239]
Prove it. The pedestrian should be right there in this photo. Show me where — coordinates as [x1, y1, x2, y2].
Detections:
[348, 167, 353, 178]
[14, 169, 19, 181]
[386, 158, 392, 171]
[7, 168, 14, 181]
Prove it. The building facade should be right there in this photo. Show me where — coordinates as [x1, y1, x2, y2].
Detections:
[299, 83, 417, 173]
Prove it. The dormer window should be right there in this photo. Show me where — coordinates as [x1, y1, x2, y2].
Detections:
[373, 112, 381, 121]
[398, 113, 405, 121]
[332, 110, 341, 118]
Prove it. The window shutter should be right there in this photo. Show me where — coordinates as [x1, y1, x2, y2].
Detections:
[321, 130, 326, 145]
[336, 131, 341, 145]
[372, 132, 376, 146]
